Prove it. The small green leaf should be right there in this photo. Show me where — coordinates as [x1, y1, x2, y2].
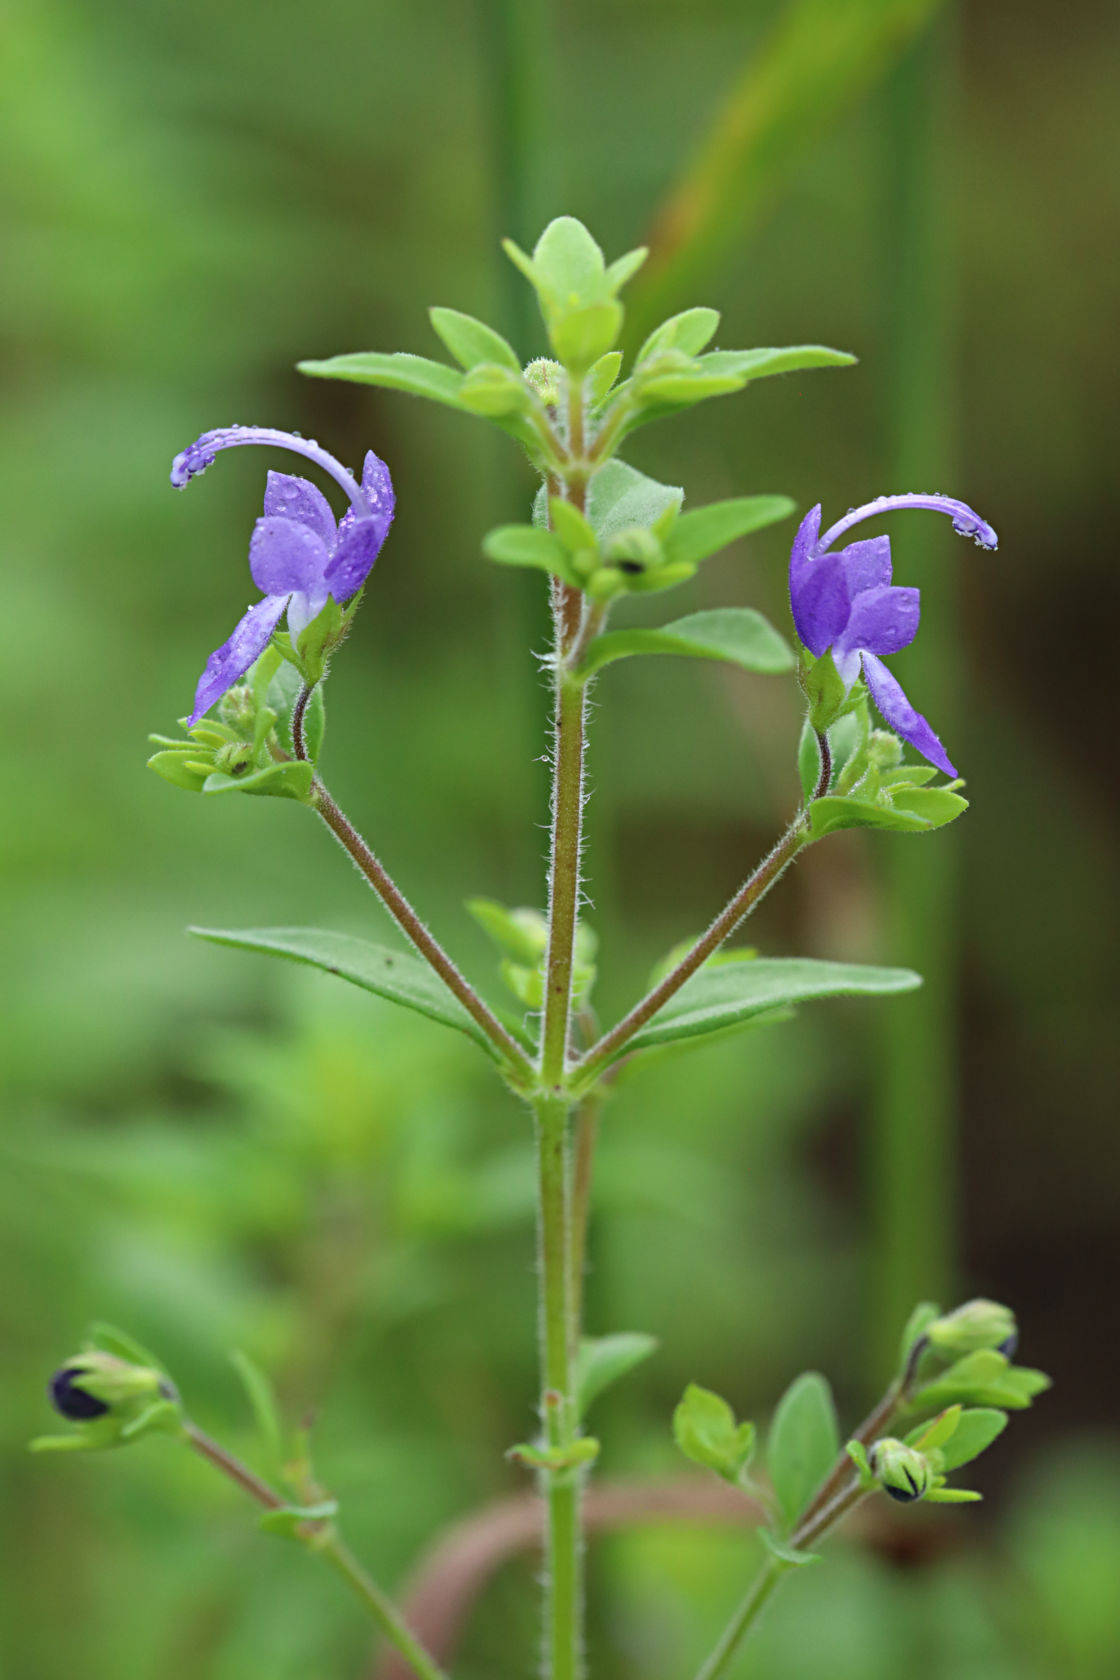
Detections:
[898, 1301, 942, 1371]
[908, 1405, 963, 1452]
[636, 307, 721, 365]
[758, 1528, 821, 1569]
[147, 749, 211, 793]
[202, 762, 315, 802]
[428, 307, 521, 372]
[90, 1323, 166, 1371]
[798, 721, 823, 801]
[482, 524, 575, 583]
[936, 1408, 1008, 1471]
[579, 608, 794, 680]
[587, 351, 623, 406]
[697, 345, 856, 382]
[909, 1349, 1051, 1413]
[577, 1333, 659, 1415]
[806, 788, 967, 839]
[638, 371, 744, 405]
[586, 460, 684, 543]
[549, 497, 599, 557]
[615, 958, 921, 1059]
[230, 1350, 284, 1470]
[673, 1384, 755, 1483]
[532, 217, 607, 307]
[298, 351, 467, 409]
[845, 1440, 875, 1489]
[189, 927, 499, 1058]
[767, 1372, 840, 1531]
[604, 246, 649, 292]
[508, 1437, 600, 1471]
[925, 1486, 982, 1504]
[551, 302, 623, 371]
[466, 898, 548, 966]
[663, 496, 795, 568]
[259, 1499, 338, 1539]
[888, 787, 970, 826]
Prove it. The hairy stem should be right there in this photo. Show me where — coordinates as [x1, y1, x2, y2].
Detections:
[574, 739, 832, 1087]
[535, 1094, 583, 1680]
[568, 1089, 603, 1359]
[183, 1424, 448, 1680]
[540, 666, 588, 1085]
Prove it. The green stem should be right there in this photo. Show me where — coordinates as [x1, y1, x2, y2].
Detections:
[573, 815, 809, 1091]
[568, 1089, 604, 1359]
[183, 1424, 447, 1680]
[540, 668, 588, 1085]
[693, 1564, 782, 1680]
[534, 1093, 583, 1680]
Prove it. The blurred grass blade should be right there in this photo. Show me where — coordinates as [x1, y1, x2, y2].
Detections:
[626, 0, 945, 343]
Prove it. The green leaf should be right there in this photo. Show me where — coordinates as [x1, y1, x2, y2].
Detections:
[201, 762, 314, 802]
[549, 497, 599, 556]
[604, 246, 649, 292]
[428, 307, 521, 372]
[532, 216, 607, 307]
[230, 1350, 284, 1470]
[466, 898, 548, 966]
[482, 524, 575, 582]
[636, 307, 721, 365]
[259, 1500, 338, 1539]
[758, 1528, 821, 1569]
[90, 1323, 166, 1372]
[616, 958, 921, 1058]
[579, 608, 795, 680]
[586, 460, 684, 543]
[147, 749, 211, 793]
[551, 302, 623, 372]
[637, 370, 744, 405]
[806, 786, 967, 839]
[189, 926, 500, 1059]
[767, 1372, 840, 1531]
[910, 1350, 1051, 1414]
[507, 1437, 601, 1472]
[663, 496, 796, 567]
[698, 345, 856, 382]
[587, 351, 623, 406]
[577, 1333, 659, 1415]
[798, 721, 823, 802]
[299, 351, 467, 409]
[898, 1301, 942, 1371]
[925, 1486, 982, 1504]
[673, 1384, 755, 1483]
[936, 1408, 1008, 1471]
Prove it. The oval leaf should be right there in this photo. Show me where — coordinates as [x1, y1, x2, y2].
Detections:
[298, 352, 467, 409]
[663, 496, 796, 568]
[189, 926, 499, 1058]
[580, 608, 794, 679]
[619, 958, 922, 1057]
[577, 1333, 659, 1415]
[429, 307, 521, 372]
[768, 1372, 839, 1531]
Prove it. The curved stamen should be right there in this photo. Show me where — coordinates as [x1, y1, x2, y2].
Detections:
[171, 426, 371, 518]
[818, 492, 997, 555]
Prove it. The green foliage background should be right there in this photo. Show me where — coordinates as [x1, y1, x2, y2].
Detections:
[1, 1, 1116, 1675]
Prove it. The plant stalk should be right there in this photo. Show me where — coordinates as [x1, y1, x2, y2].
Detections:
[183, 1424, 448, 1680]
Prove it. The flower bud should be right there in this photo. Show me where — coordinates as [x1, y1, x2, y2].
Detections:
[604, 527, 663, 576]
[34, 1350, 182, 1453]
[926, 1299, 1018, 1359]
[523, 358, 564, 408]
[214, 741, 256, 777]
[868, 1438, 932, 1503]
[866, 730, 903, 770]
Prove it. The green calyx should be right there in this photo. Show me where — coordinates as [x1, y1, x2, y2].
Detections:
[33, 1342, 184, 1455]
[147, 649, 323, 803]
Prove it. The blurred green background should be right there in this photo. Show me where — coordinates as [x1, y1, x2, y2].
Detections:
[1, 0, 1117, 1675]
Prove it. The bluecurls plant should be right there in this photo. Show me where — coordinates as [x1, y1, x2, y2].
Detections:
[40, 219, 1048, 1679]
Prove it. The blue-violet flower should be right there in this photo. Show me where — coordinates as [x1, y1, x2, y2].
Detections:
[789, 493, 997, 776]
[171, 426, 395, 722]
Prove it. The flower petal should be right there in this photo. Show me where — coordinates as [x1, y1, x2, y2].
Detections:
[285, 586, 331, 640]
[249, 516, 330, 596]
[839, 535, 892, 593]
[790, 551, 850, 655]
[840, 585, 920, 657]
[788, 504, 822, 589]
[190, 595, 287, 723]
[360, 449, 396, 542]
[818, 492, 998, 554]
[861, 651, 956, 777]
[324, 518, 386, 603]
[262, 471, 337, 546]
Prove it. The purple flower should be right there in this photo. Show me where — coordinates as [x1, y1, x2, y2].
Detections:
[789, 493, 997, 777]
[172, 426, 395, 723]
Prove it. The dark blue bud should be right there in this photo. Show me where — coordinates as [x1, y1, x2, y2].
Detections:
[998, 1329, 1018, 1359]
[49, 1367, 109, 1421]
